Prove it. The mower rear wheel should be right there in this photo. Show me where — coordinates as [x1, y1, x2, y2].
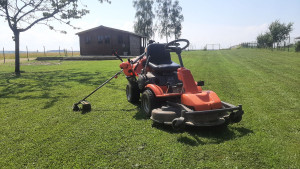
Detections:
[126, 82, 140, 103]
[141, 89, 158, 117]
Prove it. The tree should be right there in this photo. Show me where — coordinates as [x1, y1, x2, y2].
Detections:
[133, 0, 155, 40]
[169, 0, 183, 39]
[0, 0, 110, 74]
[269, 20, 293, 47]
[256, 20, 293, 49]
[155, 0, 184, 42]
[155, 0, 172, 42]
[257, 32, 273, 48]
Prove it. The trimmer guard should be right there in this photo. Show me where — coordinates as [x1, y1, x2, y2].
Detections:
[151, 101, 244, 127]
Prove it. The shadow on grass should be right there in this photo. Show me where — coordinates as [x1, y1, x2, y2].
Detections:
[0, 69, 120, 109]
[132, 103, 150, 120]
[152, 123, 253, 146]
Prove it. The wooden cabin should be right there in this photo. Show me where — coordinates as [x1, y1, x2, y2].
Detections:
[76, 25, 147, 56]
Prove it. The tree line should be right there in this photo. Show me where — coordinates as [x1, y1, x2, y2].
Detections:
[133, 0, 184, 42]
[257, 20, 293, 49]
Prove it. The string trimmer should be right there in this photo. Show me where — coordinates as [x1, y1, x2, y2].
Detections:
[72, 51, 125, 112]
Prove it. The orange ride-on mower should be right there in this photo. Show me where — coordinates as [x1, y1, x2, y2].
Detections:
[120, 39, 244, 129]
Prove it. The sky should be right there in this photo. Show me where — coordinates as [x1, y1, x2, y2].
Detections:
[0, 0, 300, 51]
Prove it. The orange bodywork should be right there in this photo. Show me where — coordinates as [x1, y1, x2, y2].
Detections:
[181, 91, 222, 111]
[120, 62, 134, 76]
[145, 84, 181, 97]
[177, 67, 222, 110]
[146, 67, 222, 111]
[121, 57, 222, 111]
[120, 58, 146, 76]
[134, 58, 147, 74]
[177, 67, 199, 94]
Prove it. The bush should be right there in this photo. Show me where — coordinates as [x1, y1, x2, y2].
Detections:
[257, 33, 273, 48]
[295, 41, 300, 52]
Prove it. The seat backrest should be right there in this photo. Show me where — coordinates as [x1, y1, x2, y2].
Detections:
[147, 44, 172, 65]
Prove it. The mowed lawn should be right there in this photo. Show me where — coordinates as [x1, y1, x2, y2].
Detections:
[0, 49, 299, 168]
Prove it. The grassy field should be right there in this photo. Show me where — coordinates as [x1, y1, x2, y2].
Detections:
[0, 49, 299, 168]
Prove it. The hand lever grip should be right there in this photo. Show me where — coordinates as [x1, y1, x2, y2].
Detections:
[112, 50, 124, 62]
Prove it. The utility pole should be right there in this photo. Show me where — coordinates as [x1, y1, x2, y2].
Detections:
[3, 47, 5, 63]
[44, 46, 46, 56]
[26, 46, 29, 61]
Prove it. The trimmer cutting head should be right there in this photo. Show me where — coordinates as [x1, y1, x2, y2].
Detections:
[73, 100, 91, 112]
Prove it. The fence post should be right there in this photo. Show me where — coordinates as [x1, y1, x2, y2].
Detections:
[3, 47, 5, 63]
[43, 46, 46, 56]
[71, 47, 73, 56]
[59, 46, 61, 56]
[288, 35, 290, 52]
[26, 46, 29, 61]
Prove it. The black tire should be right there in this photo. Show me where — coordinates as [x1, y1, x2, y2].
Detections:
[141, 89, 157, 117]
[230, 111, 243, 123]
[126, 82, 140, 103]
[232, 114, 243, 123]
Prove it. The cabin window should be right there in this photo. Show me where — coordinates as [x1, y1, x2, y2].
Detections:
[118, 35, 123, 44]
[105, 35, 110, 44]
[97, 35, 103, 44]
[85, 36, 91, 44]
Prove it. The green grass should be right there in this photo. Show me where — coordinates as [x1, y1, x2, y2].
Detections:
[0, 49, 299, 168]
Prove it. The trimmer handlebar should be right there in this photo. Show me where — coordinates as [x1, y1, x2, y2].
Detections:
[112, 50, 124, 62]
[131, 52, 146, 64]
[113, 50, 146, 64]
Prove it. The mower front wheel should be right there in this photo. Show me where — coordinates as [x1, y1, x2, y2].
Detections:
[141, 89, 158, 117]
[126, 82, 140, 103]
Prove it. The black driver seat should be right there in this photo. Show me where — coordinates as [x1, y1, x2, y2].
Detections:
[146, 43, 180, 72]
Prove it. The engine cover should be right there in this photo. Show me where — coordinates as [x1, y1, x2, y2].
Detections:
[181, 90, 222, 111]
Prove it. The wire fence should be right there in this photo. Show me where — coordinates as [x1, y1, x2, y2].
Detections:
[240, 41, 297, 52]
[240, 37, 299, 52]
[1, 46, 80, 63]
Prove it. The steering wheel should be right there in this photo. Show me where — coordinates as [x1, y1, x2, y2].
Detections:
[165, 39, 190, 51]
